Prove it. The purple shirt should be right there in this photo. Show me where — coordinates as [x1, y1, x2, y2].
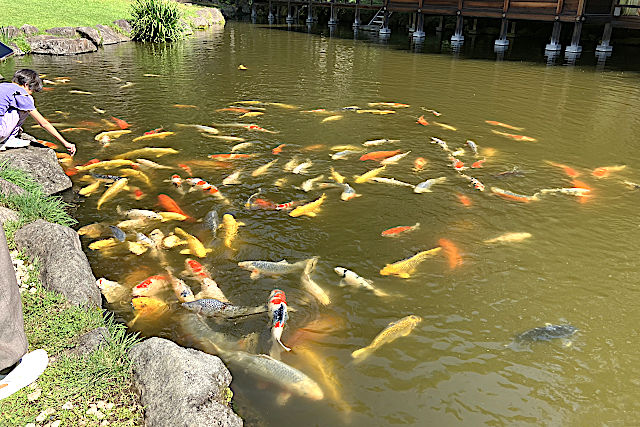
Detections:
[0, 83, 35, 141]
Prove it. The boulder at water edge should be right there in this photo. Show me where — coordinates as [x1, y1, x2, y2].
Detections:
[14, 220, 101, 307]
[0, 207, 19, 226]
[129, 337, 242, 427]
[20, 24, 39, 37]
[94, 25, 130, 45]
[0, 146, 71, 195]
[0, 178, 26, 197]
[26, 35, 97, 55]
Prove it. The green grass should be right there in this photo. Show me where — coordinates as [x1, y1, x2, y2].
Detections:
[0, 0, 207, 30]
[0, 257, 142, 426]
[0, 160, 76, 228]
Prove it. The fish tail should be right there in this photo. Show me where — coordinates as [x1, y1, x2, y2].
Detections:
[277, 338, 291, 352]
[304, 256, 319, 274]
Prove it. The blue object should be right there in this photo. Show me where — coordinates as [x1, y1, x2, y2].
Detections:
[0, 41, 14, 60]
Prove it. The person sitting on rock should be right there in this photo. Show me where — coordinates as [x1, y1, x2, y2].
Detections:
[0, 69, 76, 154]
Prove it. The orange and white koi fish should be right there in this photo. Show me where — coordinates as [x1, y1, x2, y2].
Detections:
[275, 201, 304, 211]
[111, 116, 130, 130]
[272, 144, 286, 155]
[367, 102, 410, 108]
[131, 275, 169, 297]
[132, 188, 145, 200]
[413, 157, 428, 171]
[490, 186, 539, 202]
[485, 120, 523, 131]
[241, 123, 278, 133]
[456, 193, 472, 207]
[144, 127, 164, 135]
[207, 153, 253, 160]
[545, 161, 580, 178]
[438, 238, 462, 269]
[177, 163, 192, 176]
[460, 174, 485, 191]
[359, 150, 402, 162]
[217, 107, 250, 113]
[169, 174, 185, 194]
[185, 178, 228, 202]
[592, 165, 626, 178]
[421, 108, 441, 116]
[491, 129, 537, 142]
[157, 194, 193, 220]
[268, 289, 291, 352]
[381, 223, 420, 237]
[449, 156, 466, 171]
[417, 115, 429, 126]
[184, 258, 211, 280]
[301, 108, 328, 113]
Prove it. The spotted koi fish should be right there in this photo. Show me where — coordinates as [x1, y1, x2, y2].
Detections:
[268, 289, 291, 352]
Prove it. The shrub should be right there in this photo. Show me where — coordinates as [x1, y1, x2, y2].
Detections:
[130, 0, 185, 43]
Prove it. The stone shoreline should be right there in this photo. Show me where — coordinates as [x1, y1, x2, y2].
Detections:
[1, 7, 243, 420]
[1, 6, 225, 56]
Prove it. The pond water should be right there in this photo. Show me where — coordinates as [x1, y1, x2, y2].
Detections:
[3, 21, 640, 426]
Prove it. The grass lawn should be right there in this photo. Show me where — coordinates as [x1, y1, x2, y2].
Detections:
[0, 0, 203, 30]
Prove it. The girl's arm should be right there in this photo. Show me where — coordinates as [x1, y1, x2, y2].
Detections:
[28, 109, 76, 155]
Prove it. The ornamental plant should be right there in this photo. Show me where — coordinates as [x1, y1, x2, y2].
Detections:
[130, 0, 185, 43]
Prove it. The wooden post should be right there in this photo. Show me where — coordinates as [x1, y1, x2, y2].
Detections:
[545, 20, 562, 51]
[451, 14, 464, 42]
[286, 1, 294, 23]
[329, 0, 338, 25]
[251, 2, 257, 22]
[436, 16, 444, 32]
[268, 0, 274, 23]
[306, 0, 315, 23]
[495, 18, 509, 46]
[468, 18, 479, 35]
[353, 0, 361, 28]
[413, 12, 425, 40]
[596, 22, 613, 52]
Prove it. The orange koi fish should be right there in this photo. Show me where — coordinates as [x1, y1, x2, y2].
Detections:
[158, 194, 192, 220]
[438, 238, 462, 269]
[173, 104, 198, 109]
[111, 116, 130, 130]
[185, 259, 211, 280]
[491, 130, 536, 142]
[274, 200, 303, 211]
[359, 150, 402, 161]
[207, 153, 253, 160]
[417, 116, 429, 126]
[592, 165, 626, 178]
[38, 140, 58, 149]
[545, 161, 580, 178]
[381, 222, 420, 237]
[490, 187, 539, 202]
[56, 152, 72, 160]
[471, 159, 486, 169]
[456, 193, 472, 207]
[413, 157, 427, 171]
[144, 127, 164, 135]
[485, 120, 524, 131]
[272, 144, 286, 155]
[249, 198, 277, 210]
[81, 158, 100, 167]
[42, 87, 54, 91]
[177, 163, 193, 176]
[217, 107, 250, 113]
[449, 157, 466, 171]
[571, 179, 593, 203]
[65, 167, 78, 176]
[132, 275, 169, 297]
[132, 188, 145, 200]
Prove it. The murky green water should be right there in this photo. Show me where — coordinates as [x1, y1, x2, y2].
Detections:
[4, 21, 640, 425]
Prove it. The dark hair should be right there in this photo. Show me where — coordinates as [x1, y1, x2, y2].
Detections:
[12, 69, 43, 93]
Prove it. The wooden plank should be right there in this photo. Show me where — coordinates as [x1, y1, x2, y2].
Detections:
[556, 0, 564, 14]
[510, 1, 558, 7]
[464, 1, 504, 8]
[503, 0, 510, 12]
[576, 0, 586, 14]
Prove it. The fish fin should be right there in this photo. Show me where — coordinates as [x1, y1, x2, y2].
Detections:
[338, 280, 347, 287]
[250, 270, 260, 280]
[277, 338, 291, 352]
[415, 222, 420, 229]
[237, 221, 246, 226]
[180, 249, 192, 255]
[276, 392, 292, 406]
[306, 212, 317, 217]
[373, 289, 391, 297]
[304, 257, 319, 274]
[351, 347, 372, 363]
[398, 273, 411, 279]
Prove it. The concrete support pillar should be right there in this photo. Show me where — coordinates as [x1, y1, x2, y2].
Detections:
[545, 21, 562, 51]
[329, 1, 338, 25]
[565, 20, 583, 53]
[251, 3, 257, 22]
[413, 13, 425, 40]
[451, 14, 464, 42]
[379, 8, 391, 36]
[268, 1, 274, 23]
[596, 22, 613, 52]
[286, 2, 294, 23]
[508, 21, 517, 37]
[468, 18, 479, 35]
[353, 0, 361, 28]
[306, 0, 315, 24]
[495, 18, 509, 46]
[436, 16, 444, 32]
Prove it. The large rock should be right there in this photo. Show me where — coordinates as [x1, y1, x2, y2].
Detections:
[1, 26, 20, 38]
[69, 327, 109, 357]
[20, 24, 39, 37]
[0, 207, 19, 226]
[94, 25, 130, 45]
[45, 27, 77, 38]
[76, 26, 102, 47]
[27, 35, 97, 55]
[0, 146, 71, 195]
[129, 337, 242, 427]
[14, 220, 101, 307]
[112, 19, 132, 35]
[189, 8, 226, 29]
[0, 178, 26, 197]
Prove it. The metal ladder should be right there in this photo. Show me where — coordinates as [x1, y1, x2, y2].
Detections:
[368, 7, 392, 28]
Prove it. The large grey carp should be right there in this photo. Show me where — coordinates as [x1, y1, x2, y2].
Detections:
[182, 298, 267, 318]
[515, 324, 577, 343]
[238, 257, 318, 280]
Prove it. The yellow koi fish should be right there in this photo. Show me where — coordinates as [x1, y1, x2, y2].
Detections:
[132, 131, 175, 142]
[356, 110, 396, 115]
[222, 213, 245, 249]
[289, 194, 326, 218]
[354, 166, 386, 184]
[97, 178, 129, 210]
[119, 168, 152, 186]
[88, 238, 119, 250]
[174, 227, 211, 258]
[240, 111, 264, 118]
[321, 115, 343, 123]
[351, 315, 422, 363]
[128, 296, 169, 327]
[158, 212, 189, 222]
[269, 102, 297, 109]
[252, 159, 278, 177]
[78, 181, 101, 196]
[114, 147, 179, 159]
[76, 159, 136, 171]
[330, 167, 345, 183]
[432, 122, 457, 131]
[78, 222, 109, 238]
[367, 102, 410, 108]
[94, 130, 131, 142]
[379, 247, 442, 278]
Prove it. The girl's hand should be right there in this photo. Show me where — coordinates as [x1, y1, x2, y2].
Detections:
[65, 142, 76, 155]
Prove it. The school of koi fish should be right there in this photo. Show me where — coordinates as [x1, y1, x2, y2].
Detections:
[39, 82, 632, 415]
